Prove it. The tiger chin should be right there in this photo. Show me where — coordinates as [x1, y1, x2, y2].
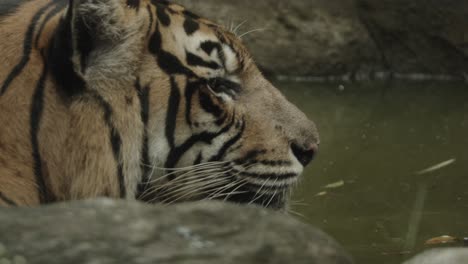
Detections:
[0, 0, 319, 210]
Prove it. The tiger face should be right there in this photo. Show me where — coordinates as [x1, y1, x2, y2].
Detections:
[138, 2, 319, 208]
[0, 0, 318, 209]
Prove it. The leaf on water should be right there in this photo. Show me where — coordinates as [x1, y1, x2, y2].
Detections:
[323, 180, 345, 189]
[416, 158, 456, 175]
[315, 191, 328, 197]
[425, 235, 458, 245]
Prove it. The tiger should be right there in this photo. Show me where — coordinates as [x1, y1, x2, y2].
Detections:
[0, 0, 319, 209]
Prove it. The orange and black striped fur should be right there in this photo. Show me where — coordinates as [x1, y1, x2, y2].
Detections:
[0, 0, 319, 208]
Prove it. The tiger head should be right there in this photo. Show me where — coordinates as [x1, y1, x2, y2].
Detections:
[62, 0, 319, 209]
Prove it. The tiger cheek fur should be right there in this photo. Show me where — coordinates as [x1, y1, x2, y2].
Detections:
[0, 0, 319, 209]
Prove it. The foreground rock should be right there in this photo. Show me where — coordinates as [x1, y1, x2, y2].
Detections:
[404, 248, 468, 264]
[176, 0, 468, 78]
[0, 199, 352, 264]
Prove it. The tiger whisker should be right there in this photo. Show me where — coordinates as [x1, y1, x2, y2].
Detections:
[140, 161, 229, 172]
[288, 200, 309, 207]
[264, 188, 278, 208]
[150, 163, 239, 187]
[146, 165, 228, 185]
[202, 177, 248, 201]
[140, 169, 230, 200]
[138, 161, 230, 196]
[205, 162, 259, 199]
[138, 164, 225, 195]
[162, 178, 231, 205]
[155, 170, 233, 198]
[138, 161, 161, 200]
[238, 27, 267, 38]
[150, 177, 229, 204]
[206, 178, 247, 201]
[222, 179, 250, 202]
[145, 160, 252, 191]
[157, 161, 255, 203]
[156, 167, 236, 196]
[286, 208, 307, 219]
[247, 176, 271, 205]
[232, 20, 248, 35]
[228, 19, 235, 32]
[186, 180, 245, 202]
[206, 190, 250, 200]
[141, 161, 257, 203]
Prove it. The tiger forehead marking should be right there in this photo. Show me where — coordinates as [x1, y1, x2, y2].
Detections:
[0, 0, 319, 209]
[147, 1, 243, 79]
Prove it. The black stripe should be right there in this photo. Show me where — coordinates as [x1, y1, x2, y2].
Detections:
[232, 170, 298, 180]
[0, 192, 16, 206]
[215, 113, 227, 126]
[243, 182, 289, 193]
[165, 77, 180, 148]
[30, 53, 54, 203]
[208, 78, 242, 95]
[92, 93, 126, 198]
[145, 4, 154, 38]
[149, 23, 194, 76]
[34, 2, 67, 48]
[126, 0, 140, 10]
[256, 160, 292, 166]
[150, 0, 170, 6]
[136, 81, 150, 197]
[74, 12, 95, 72]
[194, 152, 203, 165]
[234, 149, 268, 165]
[200, 41, 222, 56]
[0, 1, 56, 96]
[183, 17, 199, 35]
[48, 9, 87, 97]
[186, 51, 221, 69]
[155, 3, 170, 26]
[209, 120, 245, 162]
[199, 89, 223, 117]
[182, 10, 200, 20]
[165, 112, 236, 170]
[184, 79, 199, 126]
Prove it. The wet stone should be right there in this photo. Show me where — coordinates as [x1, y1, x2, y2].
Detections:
[0, 199, 352, 264]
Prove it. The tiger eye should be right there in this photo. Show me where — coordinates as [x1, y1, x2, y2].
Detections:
[208, 78, 241, 97]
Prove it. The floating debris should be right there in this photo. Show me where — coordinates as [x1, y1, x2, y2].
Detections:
[323, 180, 345, 189]
[425, 235, 458, 245]
[315, 191, 328, 197]
[415, 159, 456, 175]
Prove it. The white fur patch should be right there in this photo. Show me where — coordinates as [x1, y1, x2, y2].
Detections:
[222, 44, 239, 73]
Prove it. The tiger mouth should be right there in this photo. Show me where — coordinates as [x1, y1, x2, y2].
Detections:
[191, 168, 298, 209]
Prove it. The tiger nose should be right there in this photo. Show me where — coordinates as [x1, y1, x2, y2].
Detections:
[291, 142, 318, 167]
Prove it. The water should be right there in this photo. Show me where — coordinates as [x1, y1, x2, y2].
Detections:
[276, 80, 468, 264]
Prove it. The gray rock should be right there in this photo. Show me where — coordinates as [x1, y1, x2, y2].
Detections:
[0, 199, 353, 264]
[174, 0, 468, 78]
[403, 248, 468, 264]
[177, 0, 378, 77]
[357, 0, 468, 76]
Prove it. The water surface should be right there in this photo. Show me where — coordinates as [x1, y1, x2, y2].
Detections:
[276, 80, 468, 264]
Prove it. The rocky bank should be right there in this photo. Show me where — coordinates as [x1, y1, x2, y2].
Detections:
[0, 199, 353, 264]
[176, 0, 468, 79]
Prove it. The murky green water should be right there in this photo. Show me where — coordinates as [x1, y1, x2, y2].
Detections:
[276, 80, 468, 264]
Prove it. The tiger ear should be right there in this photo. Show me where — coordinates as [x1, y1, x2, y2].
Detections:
[66, 0, 143, 80]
